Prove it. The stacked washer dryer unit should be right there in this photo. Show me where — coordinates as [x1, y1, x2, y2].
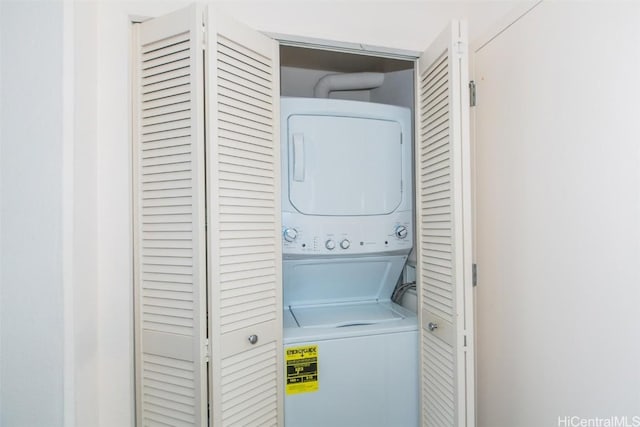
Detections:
[281, 97, 418, 427]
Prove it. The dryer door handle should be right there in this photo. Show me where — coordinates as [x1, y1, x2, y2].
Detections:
[292, 133, 305, 182]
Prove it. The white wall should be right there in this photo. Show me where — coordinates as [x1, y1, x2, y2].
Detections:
[7, 1, 627, 425]
[370, 68, 415, 110]
[1, 2, 98, 425]
[474, 2, 640, 425]
[73, 2, 100, 425]
[0, 1, 66, 425]
[216, 0, 516, 53]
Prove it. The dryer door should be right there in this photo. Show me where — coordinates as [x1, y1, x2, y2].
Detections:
[287, 114, 403, 216]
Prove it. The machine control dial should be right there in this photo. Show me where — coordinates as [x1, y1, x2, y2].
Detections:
[283, 228, 298, 242]
[325, 239, 336, 250]
[395, 225, 408, 239]
[340, 239, 351, 250]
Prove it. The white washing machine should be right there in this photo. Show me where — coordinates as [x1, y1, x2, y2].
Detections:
[280, 98, 418, 427]
[283, 256, 419, 427]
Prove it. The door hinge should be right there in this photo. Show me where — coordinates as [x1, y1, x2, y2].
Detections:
[469, 80, 477, 107]
[201, 20, 207, 50]
[472, 263, 478, 287]
[204, 338, 210, 363]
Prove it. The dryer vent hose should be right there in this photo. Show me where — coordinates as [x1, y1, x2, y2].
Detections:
[313, 72, 385, 98]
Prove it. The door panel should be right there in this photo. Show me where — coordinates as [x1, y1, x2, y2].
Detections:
[205, 7, 283, 427]
[416, 21, 475, 427]
[132, 5, 208, 426]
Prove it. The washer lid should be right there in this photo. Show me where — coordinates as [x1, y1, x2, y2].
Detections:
[283, 254, 407, 307]
[291, 302, 403, 329]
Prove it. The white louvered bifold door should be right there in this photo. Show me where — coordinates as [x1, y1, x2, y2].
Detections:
[205, 8, 283, 427]
[416, 21, 475, 427]
[132, 5, 207, 427]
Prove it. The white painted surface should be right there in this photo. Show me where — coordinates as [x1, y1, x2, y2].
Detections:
[206, 10, 285, 424]
[4, 1, 634, 425]
[94, 2, 138, 424]
[0, 1, 65, 425]
[370, 68, 415, 110]
[474, 2, 640, 425]
[133, 6, 209, 424]
[0, 1, 521, 425]
[0, 1, 3, 420]
[72, 3, 100, 426]
[216, 1, 519, 53]
[93, 2, 517, 425]
[416, 20, 474, 426]
[63, 1, 76, 425]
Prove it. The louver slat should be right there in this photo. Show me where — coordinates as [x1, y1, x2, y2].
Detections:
[417, 21, 474, 427]
[220, 343, 279, 427]
[420, 50, 455, 326]
[419, 48, 456, 421]
[208, 10, 282, 426]
[214, 34, 278, 335]
[133, 5, 206, 427]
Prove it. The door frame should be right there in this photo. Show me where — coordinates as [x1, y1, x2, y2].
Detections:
[129, 15, 480, 425]
[268, 32, 420, 61]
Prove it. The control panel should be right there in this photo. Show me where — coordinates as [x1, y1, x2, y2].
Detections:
[282, 212, 412, 257]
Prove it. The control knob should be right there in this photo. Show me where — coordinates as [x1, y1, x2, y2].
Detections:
[283, 228, 298, 242]
[340, 239, 351, 249]
[325, 239, 336, 250]
[395, 225, 408, 239]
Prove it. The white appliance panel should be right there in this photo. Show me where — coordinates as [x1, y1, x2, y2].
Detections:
[283, 301, 417, 343]
[281, 213, 412, 256]
[287, 115, 402, 216]
[282, 255, 407, 307]
[292, 303, 403, 328]
[284, 331, 419, 427]
[280, 98, 413, 257]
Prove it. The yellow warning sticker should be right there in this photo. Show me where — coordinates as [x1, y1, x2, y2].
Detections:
[285, 345, 318, 395]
